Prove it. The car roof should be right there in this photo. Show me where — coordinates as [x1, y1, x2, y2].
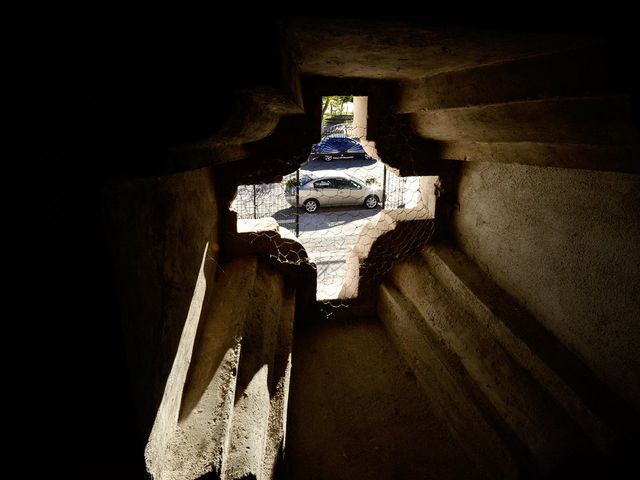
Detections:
[322, 136, 356, 142]
[312, 175, 363, 182]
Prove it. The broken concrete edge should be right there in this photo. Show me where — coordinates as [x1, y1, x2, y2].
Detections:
[339, 177, 437, 300]
[341, 213, 436, 303]
[218, 211, 320, 326]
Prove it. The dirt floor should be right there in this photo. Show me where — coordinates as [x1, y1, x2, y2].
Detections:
[284, 318, 478, 480]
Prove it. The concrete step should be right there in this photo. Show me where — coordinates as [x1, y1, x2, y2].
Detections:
[262, 288, 295, 480]
[420, 244, 617, 453]
[223, 262, 296, 480]
[412, 96, 639, 145]
[381, 252, 600, 475]
[398, 45, 612, 112]
[145, 256, 296, 480]
[378, 283, 521, 479]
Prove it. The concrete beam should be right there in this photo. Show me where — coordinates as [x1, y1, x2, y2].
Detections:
[398, 46, 611, 112]
[413, 96, 639, 145]
[289, 18, 597, 79]
[439, 141, 640, 173]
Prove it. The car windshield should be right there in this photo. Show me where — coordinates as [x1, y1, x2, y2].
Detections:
[300, 175, 313, 185]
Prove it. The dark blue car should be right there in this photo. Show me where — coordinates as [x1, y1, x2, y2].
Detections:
[310, 136, 372, 162]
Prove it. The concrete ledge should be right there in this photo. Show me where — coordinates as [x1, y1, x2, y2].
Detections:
[146, 257, 296, 480]
[382, 252, 599, 473]
[421, 244, 622, 452]
[379, 282, 520, 478]
[398, 45, 611, 112]
[413, 96, 639, 145]
[438, 141, 640, 174]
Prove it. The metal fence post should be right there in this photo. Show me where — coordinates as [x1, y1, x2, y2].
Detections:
[382, 165, 387, 209]
[253, 184, 257, 219]
[295, 169, 300, 238]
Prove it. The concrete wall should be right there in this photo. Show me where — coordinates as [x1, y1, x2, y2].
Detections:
[352, 96, 367, 140]
[105, 167, 219, 439]
[145, 256, 295, 480]
[451, 161, 640, 412]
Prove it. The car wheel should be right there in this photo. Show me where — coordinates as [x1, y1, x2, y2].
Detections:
[322, 155, 333, 162]
[304, 199, 319, 213]
[364, 195, 378, 209]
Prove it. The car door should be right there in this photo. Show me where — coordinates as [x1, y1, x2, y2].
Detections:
[312, 178, 339, 206]
[332, 178, 363, 205]
[342, 178, 366, 205]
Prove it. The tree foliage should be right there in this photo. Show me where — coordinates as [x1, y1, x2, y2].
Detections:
[321, 95, 354, 116]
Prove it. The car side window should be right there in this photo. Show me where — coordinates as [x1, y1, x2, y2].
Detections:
[314, 180, 333, 189]
[333, 178, 353, 189]
[349, 180, 362, 189]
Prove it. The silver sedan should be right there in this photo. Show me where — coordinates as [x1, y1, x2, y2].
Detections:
[285, 176, 381, 213]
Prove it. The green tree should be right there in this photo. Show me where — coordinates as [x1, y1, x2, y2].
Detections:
[322, 95, 353, 116]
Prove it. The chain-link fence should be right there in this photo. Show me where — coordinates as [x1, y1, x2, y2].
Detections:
[231, 158, 435, 301]
[230, 96, 436, 302]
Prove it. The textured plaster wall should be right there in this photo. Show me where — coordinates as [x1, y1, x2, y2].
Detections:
[452, 161, 640, 412]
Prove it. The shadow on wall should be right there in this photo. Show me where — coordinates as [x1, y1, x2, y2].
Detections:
[103, 167, 220, 439]
[145, 250, 298, 479]
[144, 241, 219, 473]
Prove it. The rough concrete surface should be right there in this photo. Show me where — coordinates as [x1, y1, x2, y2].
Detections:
[438, 141, 640, 173]
[223, 265, 286, 480]
[24, 15, 640, 479]
[421, 244, 616, 453]
[146, 257, 256, 479]
[397, 46, 611, 112]
[105, 166, 220, 439]
[452, 161, 640, 413]
[385, 254, 597, 474]
[145, 257, 295, 480]
[288, 18, 594, 79]
[378, 283, 519, 478]
[413, 96, 638, 145]
[285, 319, 478, 480]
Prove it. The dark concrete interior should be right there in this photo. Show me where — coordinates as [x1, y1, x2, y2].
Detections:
[18, 13, 639, 479]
